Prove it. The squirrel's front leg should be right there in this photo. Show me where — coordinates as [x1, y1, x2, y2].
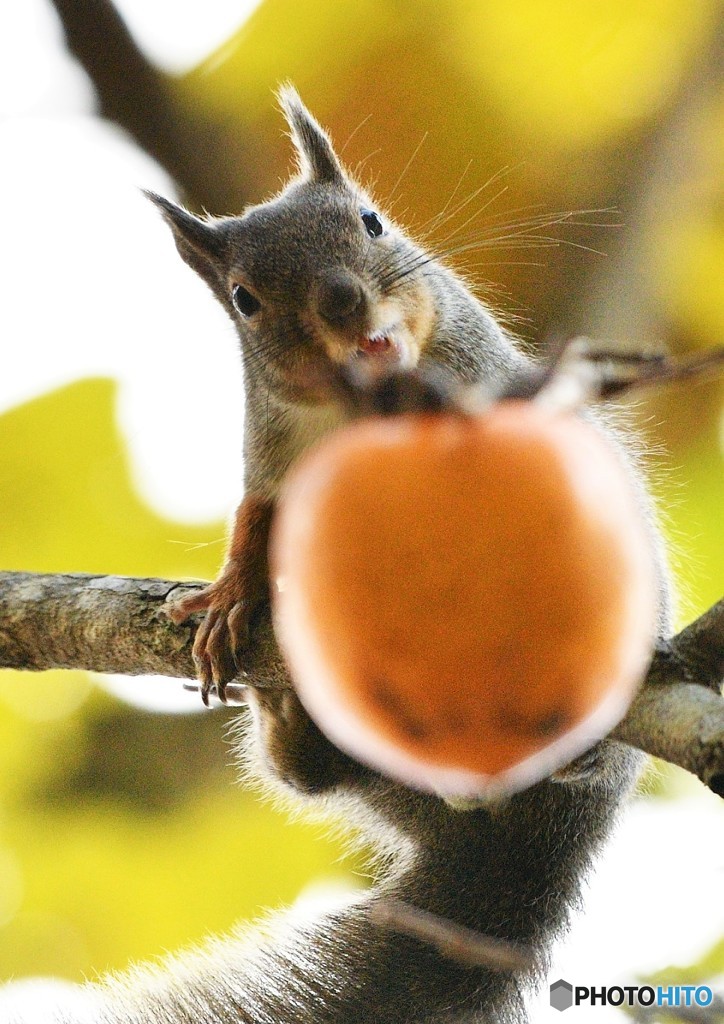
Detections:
[169, 495, 274, 704]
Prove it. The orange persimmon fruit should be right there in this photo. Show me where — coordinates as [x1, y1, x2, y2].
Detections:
[270, 401, 658, 797]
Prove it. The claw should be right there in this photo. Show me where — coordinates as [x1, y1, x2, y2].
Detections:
[192, 606, 220, 706]
[228, 601, 252, 669]
[207, 614, 238, 703]
[195, 654, 213, 706]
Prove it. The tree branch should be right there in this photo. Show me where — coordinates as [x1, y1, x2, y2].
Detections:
[611, 679, 724, 797]
[0, 571, 287, 685]
[47, 0, 249, 211]
[0, 571, 722, 795]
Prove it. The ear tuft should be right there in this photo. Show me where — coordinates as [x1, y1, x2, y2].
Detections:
[144, 191, 225, 260]
[278, 84, 345, 185]
[144, 190, 228, 295]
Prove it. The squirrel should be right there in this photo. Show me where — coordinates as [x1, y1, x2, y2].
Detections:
[6, 88, 671, 1023]
[151, 86, 529, 708]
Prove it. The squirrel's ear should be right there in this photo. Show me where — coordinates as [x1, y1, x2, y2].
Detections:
[144, 191, 226, 284]
[278, 85, 345, 186]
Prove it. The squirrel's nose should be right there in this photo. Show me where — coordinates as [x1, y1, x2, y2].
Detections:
[316, 270, 367, 327]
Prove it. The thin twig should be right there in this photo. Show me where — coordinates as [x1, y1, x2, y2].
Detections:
[369, 897, 534, 972]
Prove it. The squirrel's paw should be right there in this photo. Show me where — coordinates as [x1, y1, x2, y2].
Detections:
[169, 568, 264, 706]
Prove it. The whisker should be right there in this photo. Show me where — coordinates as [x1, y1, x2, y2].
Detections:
[423, 159, 472, 231]
[418, 165, 515, 242]
[340, 113, 373, 155]
[386, 132, 428, 209]
[435, 184, 512, 247]
[414, 181, 492, 243]
[351, 148, 383, 182]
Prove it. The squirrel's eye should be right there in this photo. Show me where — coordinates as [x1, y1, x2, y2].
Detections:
[361, 209, 384, 239]
[232, 284, 261, 317]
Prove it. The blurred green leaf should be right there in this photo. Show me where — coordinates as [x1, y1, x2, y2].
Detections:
[0, 377, 221, 580]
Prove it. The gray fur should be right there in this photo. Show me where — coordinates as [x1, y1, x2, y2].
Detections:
[3, 90, 672, 1023]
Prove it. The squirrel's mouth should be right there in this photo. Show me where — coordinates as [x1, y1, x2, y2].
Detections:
[357, 329, 395, 356]
[355, 327, 413, 366]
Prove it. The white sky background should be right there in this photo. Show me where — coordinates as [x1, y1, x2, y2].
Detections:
[0, 0, 260, 524]
[0, 1, 722, 1017]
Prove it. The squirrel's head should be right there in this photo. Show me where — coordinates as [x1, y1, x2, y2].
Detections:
[146, 86, 435, 405]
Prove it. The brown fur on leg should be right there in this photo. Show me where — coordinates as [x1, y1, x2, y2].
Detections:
[169, 496, 274, 704]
